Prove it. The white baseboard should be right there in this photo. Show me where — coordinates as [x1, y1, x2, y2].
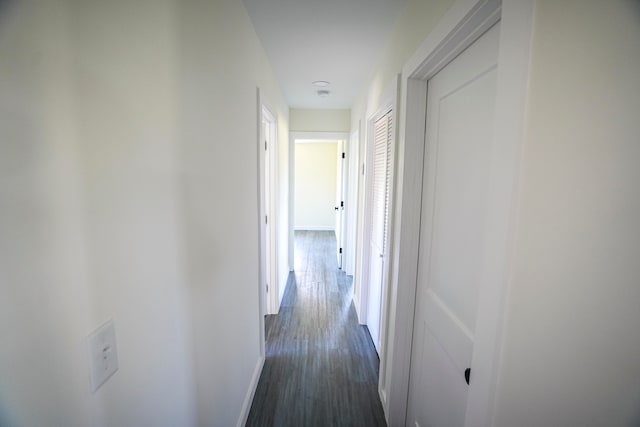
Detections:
[236, 355, 265, 427]
[353, 294, 365, 325]
[294, 226, 335, 231]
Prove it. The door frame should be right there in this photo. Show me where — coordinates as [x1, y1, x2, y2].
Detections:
[257, 89, 279, 320]
[356, 77, 399, 354]
[336, 139, 347, 269]
[382, 0, 536, 425]
[288, 131, 349, 267]
[344, 125, 360, 277]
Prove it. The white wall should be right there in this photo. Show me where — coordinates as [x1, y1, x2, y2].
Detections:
[493, 1, 640, 426]
[0, 0, 196, 426]
[0, 0, 289, 426]
[0, 2, 95, 425]
[290, 109, 351, 132]
[177, 0, 289, 425]
[294, 143, 338, 230]
[71, 1, 197, 425]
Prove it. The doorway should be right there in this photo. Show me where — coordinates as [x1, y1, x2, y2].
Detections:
[289, 132, 350, 269]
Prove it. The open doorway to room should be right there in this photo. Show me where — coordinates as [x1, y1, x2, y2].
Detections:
[294, 140, 340, 241]
[290, 132, 350, 269]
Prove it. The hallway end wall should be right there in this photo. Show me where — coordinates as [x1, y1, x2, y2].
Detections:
[294, 142, 339, 231]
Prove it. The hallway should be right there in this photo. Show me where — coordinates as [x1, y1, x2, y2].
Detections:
[246, 231, 386, 426]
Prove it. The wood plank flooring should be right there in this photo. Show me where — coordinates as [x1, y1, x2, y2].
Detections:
[246, 231, 387, 427]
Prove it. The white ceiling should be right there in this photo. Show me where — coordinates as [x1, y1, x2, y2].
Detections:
[243, 0, 406, 109]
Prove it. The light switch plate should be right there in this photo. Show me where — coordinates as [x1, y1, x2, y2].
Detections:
[87, 319, 119, 393]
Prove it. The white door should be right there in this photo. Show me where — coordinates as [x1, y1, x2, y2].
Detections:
[407, 23, 499, 427]
[367, 111, 392, 353]
[335, 141, 345, 268]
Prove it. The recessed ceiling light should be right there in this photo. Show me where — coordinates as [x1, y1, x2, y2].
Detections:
[312, 80, 330, 87]
[317, 90, 330, 98]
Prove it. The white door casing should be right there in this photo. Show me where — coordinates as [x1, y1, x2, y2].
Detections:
[339, 141, 347, 268]
[335, 140, 346, 268]
[345, 126, 360, 277]
[264, 117, 273, 315]
[259, 97, 279, 317]
[406, 22, 500, 427]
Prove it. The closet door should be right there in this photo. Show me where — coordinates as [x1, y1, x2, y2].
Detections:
[367, 110, 392, 353]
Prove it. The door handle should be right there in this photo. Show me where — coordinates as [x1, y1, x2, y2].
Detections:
[464, 368, 471, 385]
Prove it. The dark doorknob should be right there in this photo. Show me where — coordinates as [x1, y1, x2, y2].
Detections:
[464, 368, 471, 385]
[334, 207, 339, 211]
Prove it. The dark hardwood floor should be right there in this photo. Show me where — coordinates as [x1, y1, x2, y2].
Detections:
[246, 231, 387, 427]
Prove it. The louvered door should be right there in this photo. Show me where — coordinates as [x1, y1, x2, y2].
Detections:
[367, 110, 392, 353]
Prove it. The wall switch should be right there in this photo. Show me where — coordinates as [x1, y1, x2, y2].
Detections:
[87, 319, 119, 393]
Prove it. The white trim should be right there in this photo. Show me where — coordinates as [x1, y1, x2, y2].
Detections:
[288, 130, 295, 272]
[294, 226, 335, 231]
[383, 0, 536, 426]
[256, 88, 266, 359]
[382, 77, 427, 426]
[259, 96, 279, 316]
[345, 125, 360, 277]
[469, 1, 536, 425]
[404, 0, 501, 80]
[266, 106, 279, 316]
[290, 131, 349, 141]
[236, 355, 265, 427]
[295, 139, 343, 144]
[352, 118, 366, 323]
